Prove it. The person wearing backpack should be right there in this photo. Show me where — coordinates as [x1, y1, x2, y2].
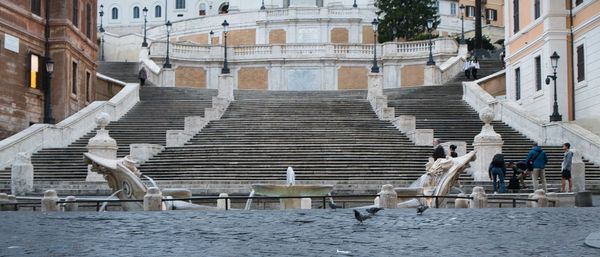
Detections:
[525, 143, 548, 192]
[488, 153, 507, 194]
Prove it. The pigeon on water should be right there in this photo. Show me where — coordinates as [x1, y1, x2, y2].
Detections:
[416, 204, 429, 215]
[353, 209, 372, 224]
[328, 197, 341, 210]
[365, 207, 384, 215]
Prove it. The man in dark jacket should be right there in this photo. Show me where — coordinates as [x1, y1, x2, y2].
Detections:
[525, 143, 548, 192]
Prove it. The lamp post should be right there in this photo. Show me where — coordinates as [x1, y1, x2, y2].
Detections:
[99, 4, 105, 61]
[221, 20, 230, 74]
[209, 30, 214, 45]
[43, 57, 55, 124]
[459, 4, 465, 44]
[546, 51, 562, 122]
[353, 0, 357, 8]
[370, 18, 379, 73]
[260, 0, 265, 10]
[163, 21, 172, 68]
[426, 18, 435, 66]
[142, 7, 148, 47]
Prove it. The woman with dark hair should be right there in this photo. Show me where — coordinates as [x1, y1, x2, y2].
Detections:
[488, 153, 507, 193]
[432, 145, 446, 161]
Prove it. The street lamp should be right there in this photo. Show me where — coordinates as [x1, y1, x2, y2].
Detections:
[99, 4, 105, 61]
[459, 4, 465, 44]
[545, 51, 562, 122]
[142, 7, 148, 47]
[353, 0, 357, 8]
[260, 0, 265, 10]
[163, 21, 172, 68]
[371, 18, 379, 73]
[209, 30, 214, 45]
[426, 18, 435, 66]
[43, 57, 55, 124]
[221, 20, 230, 74]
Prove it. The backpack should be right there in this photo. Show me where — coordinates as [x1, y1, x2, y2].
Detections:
[527, 150, 543, 171]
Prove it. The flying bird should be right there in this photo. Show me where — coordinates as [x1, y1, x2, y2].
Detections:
[365, 207, 384, 215]
[416, 205, 429, 215]
[353, 209, 372, 224]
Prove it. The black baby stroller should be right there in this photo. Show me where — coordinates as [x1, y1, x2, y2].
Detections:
[507, 161, 527, 192]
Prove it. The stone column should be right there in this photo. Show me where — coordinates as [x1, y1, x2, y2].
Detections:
[218, 74, 235, 101]
[472, 107, 503, 181]
[531, 189, 548, 208]
[217, 193, 231, 210]
[367, 72, 383, 101]
[571, 149, 586, 192]
[143, 187, 163, 211]
[64, 196, 79, 212]
[86, 112, 117, 182]
[41, 190, 60, 212]
[454, 193, 470, 208]
[11, 152, 34, 196]
[469, 186, 487, 208]
[379, 184, 398, 209]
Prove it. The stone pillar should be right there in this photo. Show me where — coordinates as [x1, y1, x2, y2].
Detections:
[367, 72, 383, 101]
[41, 190, 60, 212]
[424, 65, 441, 86]
[86, 112, 117, 182]
[130, 144, 165, 164]
[0, 193, 8, 211]
[379, 184, 398, 209]
[300, 198, 312, 209]
[472, 107, 503, 181]
[531, 189, 548, 208]
[454, 193, 470, 208]
[11, 152, 34, 196]
[143, 187, 163, 211]
[469, 186, 487, 208]
[64, 196, 78, 212]
[217, 193, 231, 210]
[161, 68, 175, 87]
[218, 74, 234, 101]
[571, 149, 586, 192]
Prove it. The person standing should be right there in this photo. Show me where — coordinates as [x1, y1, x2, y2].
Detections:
[138, 67, 147, 86]
[463, 58, 472, 79]
[526, 143, 548, 192]
[488, 153, 507, 194]
[449, 144, 458, 158]
[561, 143, 574, 192]
[471, 57, 480, 80]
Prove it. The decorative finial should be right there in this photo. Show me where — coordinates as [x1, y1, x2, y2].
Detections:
[95, 112, 110, 130]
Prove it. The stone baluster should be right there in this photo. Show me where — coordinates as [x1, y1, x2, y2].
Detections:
[11, 152, 34, 196]
[469, 186, 487, 208]
[379, 184, 398, 209]
[86, 112, 117, 182]
[472, 107, 503, 181]
[41, 190, 60, 212]
[143, 187, 163, 211]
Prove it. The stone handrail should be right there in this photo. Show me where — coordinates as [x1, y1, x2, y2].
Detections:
[0, 82, 140, 170]
[463, 79, 600, 165]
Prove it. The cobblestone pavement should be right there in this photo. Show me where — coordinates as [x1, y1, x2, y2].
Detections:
[1, 208, 599, 256]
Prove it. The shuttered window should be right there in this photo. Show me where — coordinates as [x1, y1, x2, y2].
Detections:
[513, 0, 520, 33]
[577, 45, 585, 82]
[535, 56, 542, 91]
[515, 68, 521, 100]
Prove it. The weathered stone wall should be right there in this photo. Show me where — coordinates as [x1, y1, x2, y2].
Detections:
[175, 66, 207, 88]
[401, 64, 425, 87]
[330, 28, 349, 44]
[238, 67, 268, 90]
[362, 26, 375, 44]
[337, 66, 368, 89]
[95, 77, 125, 100]
[178, 33, 209, 44]
[269, 29, 286, 44]
[227, 28, 257, 45]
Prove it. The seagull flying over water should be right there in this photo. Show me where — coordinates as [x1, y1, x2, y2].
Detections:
[353, 209, 372, 224]
[365, 207, 384, 215]
[416, 204, 429, 215]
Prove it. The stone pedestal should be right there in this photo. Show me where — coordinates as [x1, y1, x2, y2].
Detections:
[469, 186, 487, 208]
[472, 108, 503, 181]
[458, 44, 468, 59]
[143, 187, 163, 211]
[130, 144, 164, 164]
[575, 191, 593, 207]
[217, 193, 231, 210]
[392, 115, 416, 133]
[531, 189, 548, 208]
[218, 74, 234, 101]
[379, 184, 398, 209]
[367, 72, 383, 101]
[300, 198, 312, 209]
[41, 190, 60, 212]
[64, 196, 78, 212]
[424, 65, 441, 86]
[161, 68, 175, 87]
[11, 152, 34, 196]
[166, 130, 193, 147]
[571, 149, 586, 192]
[86, 113, 116, 182]
[407, 129, 434, 146]
[280, 198, 301, 209]
[454, 193, 469, 208]
[185, 116, 209, 133]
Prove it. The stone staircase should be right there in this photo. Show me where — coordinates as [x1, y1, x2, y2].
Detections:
[138, 90, 433, 193]
[0, 87, 217, 186]
[97, 62, 140, 83]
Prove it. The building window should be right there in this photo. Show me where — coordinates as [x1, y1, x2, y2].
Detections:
[486, 9, 497, 21]
[576, 0, 584, 6]
[199, 3, 206, 16]
[515, 68, 521, 100]
[72, 62, 78, 95]
[155, 5, 162, 18]
[86, 71, 92, 102]
[86, 4, 92, 38]
[31, 0, 41, 16]
[450, 3, 456, 16]
[535, 56, 542, 91]
[219, 3, 229, 14]
[72, 0, 79, 27]
[29, 54, 41, 89]
[133, 6, 140, 19]
[466, 6, 475, 17]
[176, 0, 186, 9]
[112, 7, 118, 20]
[534, 0, 541, 19]
[513, 0, 520, 33]
[577, 45, 585, 82]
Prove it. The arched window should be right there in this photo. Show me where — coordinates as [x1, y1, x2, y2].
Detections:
[133, 6, 140, 19]
[155, 5, 162, 18]
[111, 7, 118, 19]
[199, 3, 206, 16]
[218, 3, 228, 14]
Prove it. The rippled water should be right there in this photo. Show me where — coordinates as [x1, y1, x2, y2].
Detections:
[1, 208, 599, 256]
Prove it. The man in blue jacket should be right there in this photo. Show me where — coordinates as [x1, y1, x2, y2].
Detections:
[526, 143, 548, 192]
